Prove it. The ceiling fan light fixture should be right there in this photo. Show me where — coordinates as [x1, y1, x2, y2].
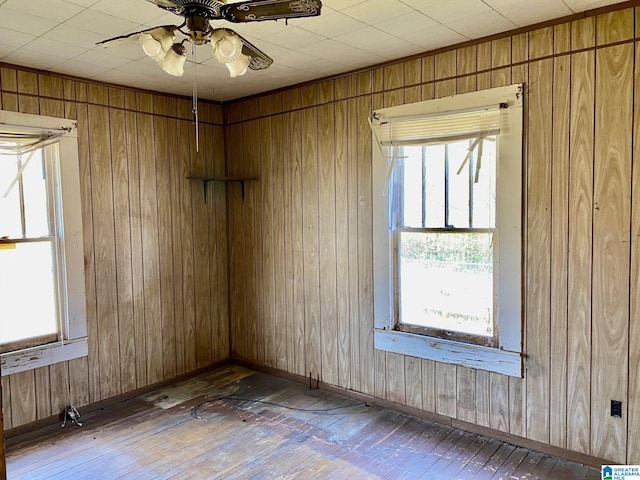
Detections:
[225, 53, 251, 77]
[211, 30, 243, 63]
[139, 27, 175, 60]
[159, 43, 187, 76]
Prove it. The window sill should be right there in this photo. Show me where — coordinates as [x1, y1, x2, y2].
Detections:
[374, 329, 522, 377]
[1, 337, 87, 376]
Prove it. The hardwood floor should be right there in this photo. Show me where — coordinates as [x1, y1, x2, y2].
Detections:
[5, 365, 600, 479]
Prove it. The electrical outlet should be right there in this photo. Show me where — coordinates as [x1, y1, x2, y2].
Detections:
[611, 400, 622, 418]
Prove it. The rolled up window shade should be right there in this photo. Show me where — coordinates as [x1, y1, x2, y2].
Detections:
[373, 104, 504, 146]
[0, 124, 69, 155]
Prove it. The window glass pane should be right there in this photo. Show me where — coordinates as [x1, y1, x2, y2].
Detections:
[0, 154, 22, 238]
[424, 144, 445, 227]
[471, 138, 496, 228]
[447, 141, 470, 228]
[0, 241, 58, 344]
[399, 231, 493, 337]
[400, 146, 423, 228]
[21, 150, 51, 237]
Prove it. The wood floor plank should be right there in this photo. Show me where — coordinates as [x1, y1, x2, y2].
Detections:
[6, 366, 601, 480]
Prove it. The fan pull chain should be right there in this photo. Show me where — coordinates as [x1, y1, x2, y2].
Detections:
[192, 42, 199, 152]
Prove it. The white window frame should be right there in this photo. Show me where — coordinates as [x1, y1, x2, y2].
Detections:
[0, 110, 87, 376]
[372, 84, 524, 377]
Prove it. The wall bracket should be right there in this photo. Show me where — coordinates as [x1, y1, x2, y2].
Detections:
[187, 176, 258, 203]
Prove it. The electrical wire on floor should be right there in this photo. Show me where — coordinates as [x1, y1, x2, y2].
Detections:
[191, 396, 370, 420]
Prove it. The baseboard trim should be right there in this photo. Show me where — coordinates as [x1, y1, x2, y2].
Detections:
[233, 359, 611, 469]
[4, 359, 231, 439]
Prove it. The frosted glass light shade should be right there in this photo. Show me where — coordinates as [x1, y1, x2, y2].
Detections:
[211, 30, 243, 63]
[139, 27, 175, 61]
[159, 44, 186, 76]
[140, 33, 161, 57]
[225, 53, 251, 77]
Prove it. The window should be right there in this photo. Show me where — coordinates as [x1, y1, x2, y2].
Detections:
[371, 84, 523, 377]
[0, 111, 87, 376]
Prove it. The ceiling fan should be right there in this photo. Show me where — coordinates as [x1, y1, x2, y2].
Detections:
[97, 0, 323, 78]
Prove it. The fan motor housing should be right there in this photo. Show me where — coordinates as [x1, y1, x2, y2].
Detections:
[178, 2, 224, 18]
[186, 15, 213, 44]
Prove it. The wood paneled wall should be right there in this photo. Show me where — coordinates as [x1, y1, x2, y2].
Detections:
[0, 67, 229, 430]
[224, 6, 640, 464]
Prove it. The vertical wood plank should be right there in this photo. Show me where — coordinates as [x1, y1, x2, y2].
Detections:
[554, 23, 571, 55]
[357, 94, 375, 396]
[252, 118, 265, 366]
[335, 100, 350, 388]
[422, 359, 435, 412]
[572, 17, 595, 50]
[596, 8, 634, 46]
[456, 367, 475, 423]
[404, 356, 422, 410]
[214, 126, 229, 362]
[205, 124, 219, 364]
[125, 105, 148, 388]
[475, 370, 490, 427]
[192, 124, 211, 369]
[567, 50, 595, 456]
[1, 377, 10, 429]
[33, 367, 51, 420]
[525, 58, 553, 445]
[178, 118, 196, 373]
[457, 45, 477, 94]
[67, 357, 89, 410]
[110, 105, 136, 394]
[48, 363, 68, 417]
[227, 124, 241, 359]
[529, 27, 553, 59]
[8, 371, 36, 426]
[272, 114, 287, 370]
[282, 111, 295, 374]
[386, 352, 405, 404]
[347, 98, 360, 391]
[168, 115, 185, 373]
[137, 105, 163, 384]
[75, 86, 100, 404]
[318, 103, 338, 386]
[260, 116, 275, 367]
[549, 54, 570, 449]
[489, 373, 509, 433]
[509, 58, 528, 439]
[154, 110, 177, 378]
[88, 101, 121, 400]
[628, 42, 640, 465]
[302, 107, 321, 379]
[290, 110, 305, 376]
[591, 43, 632, 464]
[404, 58, 421, 86]
[436, 365, 457, 418]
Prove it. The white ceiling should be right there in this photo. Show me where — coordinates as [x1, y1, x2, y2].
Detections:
[0, 0, 627, 102]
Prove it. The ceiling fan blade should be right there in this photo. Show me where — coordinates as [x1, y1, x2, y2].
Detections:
[224, 30, 273, 70]
[221, 0, 322, 23]
[96, 25, 178, 47]
[144, 0, 184, 14]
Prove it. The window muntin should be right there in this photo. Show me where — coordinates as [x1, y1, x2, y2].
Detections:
[0, 146, 63, 353]
[372, 84, 523, 377]
[0, 111, 87, 377]
[392, 139, 497, 345]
